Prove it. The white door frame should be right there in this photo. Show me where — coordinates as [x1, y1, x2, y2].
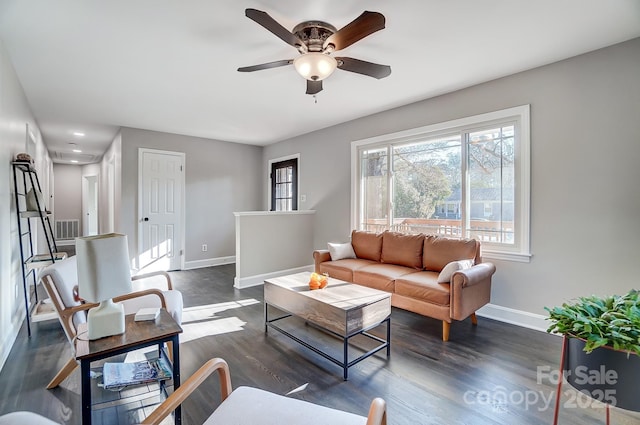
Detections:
[137, 148, 186, 271]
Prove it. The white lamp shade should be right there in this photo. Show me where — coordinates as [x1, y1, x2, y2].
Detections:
[293, 53, 337, 81]
[77, 233, 132, 303]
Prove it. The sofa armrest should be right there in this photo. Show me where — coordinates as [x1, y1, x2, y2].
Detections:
[313, 249, 331, 273]
[450, 262, 496, 321]
[452, 262, 496, 288]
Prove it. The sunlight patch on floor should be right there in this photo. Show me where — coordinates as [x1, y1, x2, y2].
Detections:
[177, 299, 259, 342]
[180, 317, 248, 343]
[181, 299, 259, 323]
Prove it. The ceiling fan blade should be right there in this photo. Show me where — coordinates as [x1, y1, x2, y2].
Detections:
[323, 11, 385, 52]
[245, 9, 307, 52]
[336, 57, 391, 79]
[306, 80, 323, 95]
[237, 59, 293, 72]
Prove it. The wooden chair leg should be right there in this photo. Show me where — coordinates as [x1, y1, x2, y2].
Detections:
[442, 321, 450, 342]
[470, 313, 478, 326]
[47, 357, 78, 389]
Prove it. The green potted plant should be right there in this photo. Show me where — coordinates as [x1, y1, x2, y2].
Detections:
[545, 289, 640, 412]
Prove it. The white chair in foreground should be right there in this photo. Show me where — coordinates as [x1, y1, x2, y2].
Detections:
[39, 255, 183, 389]
[0, 412, 59, 425]
[142, 358, 387, 425]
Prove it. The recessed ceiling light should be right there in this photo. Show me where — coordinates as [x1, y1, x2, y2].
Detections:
[70, 160, 79, 163]
[73, 131, 85, 137]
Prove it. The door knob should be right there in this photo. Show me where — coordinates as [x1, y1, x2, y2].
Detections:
[143, 217, 149, 222]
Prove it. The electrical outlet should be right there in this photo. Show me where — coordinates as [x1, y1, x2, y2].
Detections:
[202, 244, 207, 252]
[301, 194, 307, 202]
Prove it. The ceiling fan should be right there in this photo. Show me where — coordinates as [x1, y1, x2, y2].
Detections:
[238, 8, 391, 95]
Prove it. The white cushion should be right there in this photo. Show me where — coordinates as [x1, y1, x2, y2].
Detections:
[204, 386, 366, 425]
[327, 242, 356, 261]
[437, 260, 474, 283]
[39, 256, 86, 327]
[0, 412, 59, 425]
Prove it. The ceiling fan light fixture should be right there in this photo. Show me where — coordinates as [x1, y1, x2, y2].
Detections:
[293, 52, 337, 81]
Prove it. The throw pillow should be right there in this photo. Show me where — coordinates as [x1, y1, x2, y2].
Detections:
[437, 259, 474, 283]
[327, 242, 356, 261]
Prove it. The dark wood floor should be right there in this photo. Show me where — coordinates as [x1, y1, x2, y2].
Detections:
[1, 264, 639, 424]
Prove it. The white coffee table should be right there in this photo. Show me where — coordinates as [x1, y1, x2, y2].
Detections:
[264, 272, 391, 380]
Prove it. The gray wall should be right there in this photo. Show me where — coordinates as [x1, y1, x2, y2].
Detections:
[263, 38, 640, 317]
[52, 163, 82, 225]
[0, 38, 51, 368]
[119, 127, 263, 267]
[234, 211, 315, 287]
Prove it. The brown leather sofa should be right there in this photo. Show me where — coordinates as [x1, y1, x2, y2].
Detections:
[313, 230, 496, 341]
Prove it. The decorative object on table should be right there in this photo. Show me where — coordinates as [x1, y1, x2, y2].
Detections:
[77, 233, 132, 340]
[134, 307, 160, 321]
[308, 272, 328, 290]
[25, 187, 46, 211]
[14, 152, 33, 163]
[102, 356, 172, 390]
[545, 289, 640, 424]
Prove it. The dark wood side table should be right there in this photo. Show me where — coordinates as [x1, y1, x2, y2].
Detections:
[75, 309, 183, 425]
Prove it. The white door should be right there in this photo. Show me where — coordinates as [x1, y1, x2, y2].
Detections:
[82, 175, 98, 236]
[138, 149, 185, 271]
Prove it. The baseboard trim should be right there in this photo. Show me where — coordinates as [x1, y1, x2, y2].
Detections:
[184, 256, 236, 270]
[234, 265, 314, 289]
[476, 303, 549, 333]
[55, 239, 75, 247]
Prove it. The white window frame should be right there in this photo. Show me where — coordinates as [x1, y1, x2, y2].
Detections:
[351, 105, 531, 263]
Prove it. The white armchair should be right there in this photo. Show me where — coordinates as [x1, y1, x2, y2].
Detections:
[142, 358, 387, 425]
[39, 255, 183, 389]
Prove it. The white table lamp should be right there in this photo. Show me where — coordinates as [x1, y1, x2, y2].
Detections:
[77, 233, 132, 340]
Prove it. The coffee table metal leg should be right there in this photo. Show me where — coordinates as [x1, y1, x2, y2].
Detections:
[343, 337, 349, 380]
[386, 317, 391, 357]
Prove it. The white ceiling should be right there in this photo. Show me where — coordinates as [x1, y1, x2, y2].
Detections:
[1, 1, 639, 164]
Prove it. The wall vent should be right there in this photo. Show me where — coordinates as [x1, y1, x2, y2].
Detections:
[55, 219, 80, 240]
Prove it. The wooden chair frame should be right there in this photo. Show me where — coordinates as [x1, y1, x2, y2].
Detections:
[42, 271, 174, 389]
[141, 358, 387, 425]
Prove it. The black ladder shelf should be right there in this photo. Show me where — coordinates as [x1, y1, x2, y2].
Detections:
[12, 161, 66, 337]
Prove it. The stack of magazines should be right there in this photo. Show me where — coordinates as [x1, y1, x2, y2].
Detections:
[102, 357, 172, 390]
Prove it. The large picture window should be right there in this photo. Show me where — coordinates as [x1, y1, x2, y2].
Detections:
[352, 105, 530, 262]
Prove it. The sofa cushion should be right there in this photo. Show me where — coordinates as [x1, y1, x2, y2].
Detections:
[351, 230, 383, 262]
[319, 258, 376, 282]
[395, 272, 451, 306]
[437, 260, 474, 283]
[380, 231, 424, 269]
[327, 242, 356, 261]
[423, 235, 479, 272]
[353, 263, 418, 292]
